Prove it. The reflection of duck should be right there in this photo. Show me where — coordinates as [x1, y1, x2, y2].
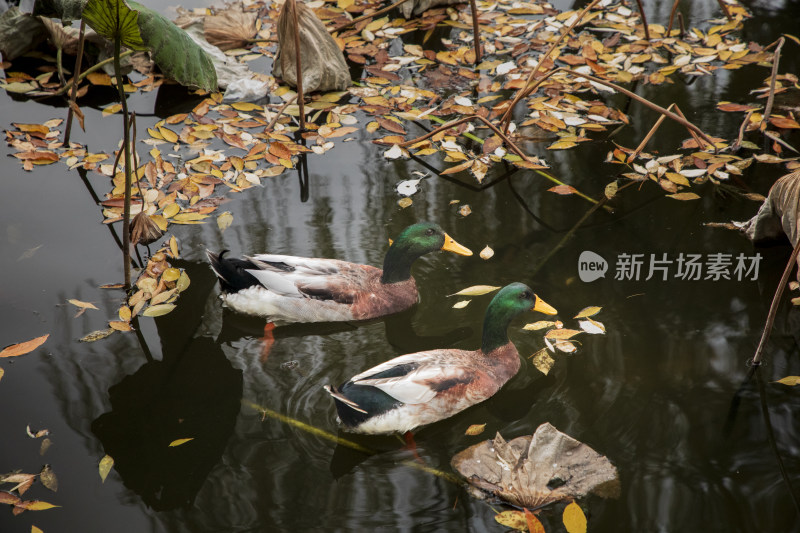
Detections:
[325, 283, 557, 434]
[206, 222, 472, 324]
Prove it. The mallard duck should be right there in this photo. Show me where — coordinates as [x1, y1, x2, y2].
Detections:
[206, 222, 472, 324]
[324, 282, 557, 434]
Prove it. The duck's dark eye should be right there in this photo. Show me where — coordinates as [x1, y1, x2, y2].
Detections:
[425, 228, 435, 236]
[521, 291, 533, 300]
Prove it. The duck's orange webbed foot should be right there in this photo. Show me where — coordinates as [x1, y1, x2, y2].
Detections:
[260, 322, 276, 362]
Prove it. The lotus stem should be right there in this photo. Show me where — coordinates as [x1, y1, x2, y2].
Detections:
[289, 0, 305, 131]
[666, 0, 680, 35]
[761, 36, 785, 132]
[469, 0, 482, 64]
[114, 37, 132, 290]
[634, 0, 650, 41]
[64, 20, 86, 144]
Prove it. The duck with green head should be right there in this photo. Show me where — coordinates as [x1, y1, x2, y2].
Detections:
[324, 282, 557, 434]
[206, 222, 472, 324]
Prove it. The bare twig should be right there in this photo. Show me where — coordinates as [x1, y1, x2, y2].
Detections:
[751, 238, 800, 367]
[561, 68, 717, 149]
[499, 0, 600, 132]
[630, 104, 673, 161]
[400, 114, 600, 205]
[761, 36, 785, 131]
[731, 109, 754, 152]
[64, 20, 86, 144]
[469, 0, 482, 64]
[264, 94, 299, 132]
[329, 0, 412, 33]
[666, 0, 681, 35]
[634, 0, 650, 41]
[672, 105, 710, 149]
[715, 0, 733, 21]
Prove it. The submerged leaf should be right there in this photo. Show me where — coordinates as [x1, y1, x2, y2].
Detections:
[39, 465, 58, 492]
[99, 455, 114, 483]
[79, 328, 115, 342]
[68, 299, 98, 310]
[169, 438, 194, 447]
[465, 423, 486, 436]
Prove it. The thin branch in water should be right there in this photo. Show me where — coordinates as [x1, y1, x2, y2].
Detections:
[630, 104, 673, 161]
[633, 0, 650, 41]
[763, 130, 799, 153]
[751, 238, 800, 368]
[731, 109, 754, 152]
[329, 0, 412, 34]
[715, 0, 733, 21]
[499, 0, 600, 132]
[400, 114, 600, 205]
[761, 36, 785, 132]
[264, 94, 299, 132]
[671, 105, 710, 149]
[666, 0, 681, 35]
[561, 68, 717, 149]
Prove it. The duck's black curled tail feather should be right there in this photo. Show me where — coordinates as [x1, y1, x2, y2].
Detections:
[324, 383, 401, 429]
[206, 249, 262, 294]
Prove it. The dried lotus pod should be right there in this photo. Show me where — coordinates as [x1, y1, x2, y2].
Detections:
[130, 212, 165, 246]
[274, 0, 349, 93]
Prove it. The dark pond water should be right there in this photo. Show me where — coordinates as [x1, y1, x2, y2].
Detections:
[1, 0, 800, 531]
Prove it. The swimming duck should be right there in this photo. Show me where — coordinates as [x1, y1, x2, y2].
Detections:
[324, 282, 557, 434]
[206, 222, 472, 324]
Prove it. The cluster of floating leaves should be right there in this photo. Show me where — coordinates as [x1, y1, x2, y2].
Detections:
[0, 425, 58, 518]
[527, 305, 605, 376]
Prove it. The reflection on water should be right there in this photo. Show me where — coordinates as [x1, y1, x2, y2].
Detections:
[1, 0, 800, 531]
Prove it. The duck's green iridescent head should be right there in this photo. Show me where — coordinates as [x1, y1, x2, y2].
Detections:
[380, 222, 472, 284]
[482, 282, 557, 353]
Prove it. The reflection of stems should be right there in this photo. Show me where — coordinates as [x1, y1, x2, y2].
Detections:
[751, 238, 800, 367]
[405, 114, 600, 205]
[131, 316, 154, 363]
[469, 0, 481, 64]
[56, 47, 66, 86]
[755, 368, 800, 515]
[633, 0, 650, 41]
[499, 0, 600, 132]
[55, 49, 136, 97]
[243, 400, 463, 483]
[715, 0, 732, 21]
[761, 37, 785, 132]
[64, 20, 86, 144]
[329, 0, 412, 34]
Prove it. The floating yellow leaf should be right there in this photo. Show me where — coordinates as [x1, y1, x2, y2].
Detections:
[99, 454, 114, 483]
[479, 246, 494, 260]
[774, 376, 800, 386]
[563, 501, 587, 533]
[667, 192, 700, 200]
[449, 285, 501, 297]
[452, 300, 471, 309]
[574, 306, 602, 319]
[231, 102, 262, 112]
[398, 197, 412, 208]
[142, 303, 176, 317]
[102, 103, 122, 116]
[32, 526, 43, 533]
[169, 438, 194, 447]
[162, 268, 181, 282]
[495, 510, 528, 531]
[440, 159, 473, 175]
[118, 306, 132, 322]
[68, 299, 98, 310]
[465, 423, 486, 436]
[108, 321, 132, 332]
[162, 203, 180, 218]
[548, 140, 578, 150]
[169, 235, 179, 259]
[158, 126, 179, 144]
[0, 334, 49, 358]
[176, 271, 191, 292]
[0, 368, 4, 382]
[523, 321, 556, 331]
[18, 500, 59, 511]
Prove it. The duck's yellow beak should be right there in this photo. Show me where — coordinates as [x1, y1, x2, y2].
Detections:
[531, 295, 557, 315]
[440, 233, 473, 256]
